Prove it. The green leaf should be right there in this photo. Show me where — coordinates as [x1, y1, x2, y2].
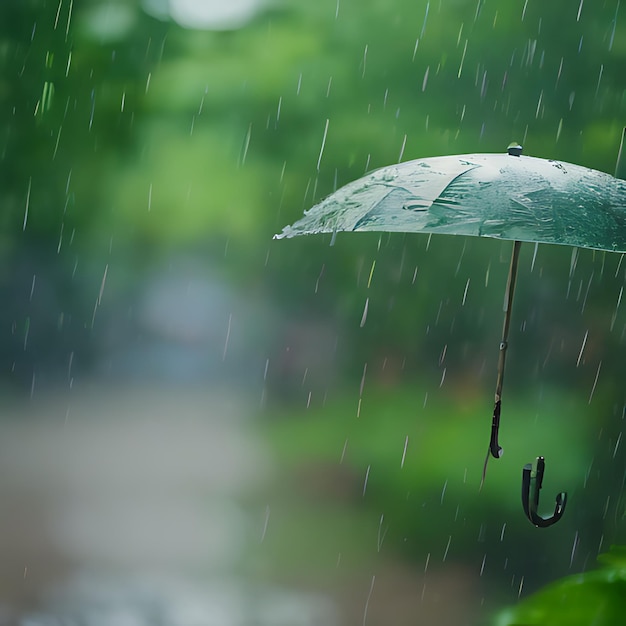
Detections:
[494, 546, 626, 626]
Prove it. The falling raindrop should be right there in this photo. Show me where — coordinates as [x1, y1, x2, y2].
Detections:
[595, 64, 604, 98]
[588, 361, 602, 403]
[576, 330, 589, 366]
[314, 264, 325, 293]
[610, 286, 623, 331]
[23, 317, 30, 351]
[340, 438, 349, 464]
[23, 177, 31, 231]
[398, 134, 407, 162]
[480, 70, 488, 99]
[535, 89, 543, 118]
[462, 278, 470, 305]
[612, 432, 622, 459]
[362, 464, 370, 496]
[400, 436, 409, 468]
[222, 313, 232, 360]
[359, 362, 368, 397]
[440, 479, 448, 505]
[421, 1, 430, 38]
[97, 264, 108, 306]
[609, 0, 620, 50]
[580, 272, 594, 312]
[276, 95, 282, 123]
[458, 39, 468, 78]
[362, 575, 376, 625]
[240, 123, 252, 166]
[89, 88, 96, 130]
[366, 259, 376, 288]
[361, 44, 368, 79]
[377, 514, 388, 551]
[261, 505, 270, 541]
[555, 118, 563, 142]
[442, 535, 452, 561]
[570, 531, 580, 567]
[316, 118, 329, 171]
[360, 297, 369, 327]
[29, 275, 36, 301]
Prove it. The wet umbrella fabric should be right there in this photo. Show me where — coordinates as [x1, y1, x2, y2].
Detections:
[275, 145, 626, 524]
[275, 152, 626, 252]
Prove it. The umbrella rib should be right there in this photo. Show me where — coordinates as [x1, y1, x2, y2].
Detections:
[481, 240, 522, 488]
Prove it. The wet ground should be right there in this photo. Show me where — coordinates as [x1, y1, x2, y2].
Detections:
[0, 383, 479, 625]
[0, 384, 336, 625]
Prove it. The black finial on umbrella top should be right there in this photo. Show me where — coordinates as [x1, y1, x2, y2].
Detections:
[507, 142, 523, 157]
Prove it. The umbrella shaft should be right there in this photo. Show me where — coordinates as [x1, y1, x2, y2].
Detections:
[486, 240, 522, 464]
[495, 240, 521, 401]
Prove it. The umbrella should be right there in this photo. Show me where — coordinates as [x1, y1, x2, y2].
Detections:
[275, 130, 626, 526]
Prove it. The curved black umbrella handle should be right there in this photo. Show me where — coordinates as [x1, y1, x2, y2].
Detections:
[521, 457, 567, 528]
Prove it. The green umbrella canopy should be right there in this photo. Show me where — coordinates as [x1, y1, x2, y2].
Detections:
[275, 151, 626, 253]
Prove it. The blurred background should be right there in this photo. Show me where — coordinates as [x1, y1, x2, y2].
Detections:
[0, 0, 625, 624]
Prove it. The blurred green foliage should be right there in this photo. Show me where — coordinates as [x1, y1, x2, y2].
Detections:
[3, 0, 626, 249]
[2, 0, 624, 379]
[264, 382, 618, 589]
[494, 545, 626, 625]
[0, 0, 624, 621]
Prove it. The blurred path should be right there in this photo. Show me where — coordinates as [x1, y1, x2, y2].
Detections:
[0, 384, 334, 625]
